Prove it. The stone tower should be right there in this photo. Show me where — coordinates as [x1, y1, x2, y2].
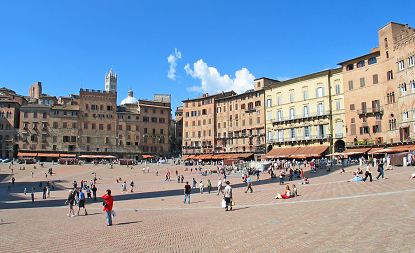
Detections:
[29, 81, 42, 99]
[105, 68, 117, 92]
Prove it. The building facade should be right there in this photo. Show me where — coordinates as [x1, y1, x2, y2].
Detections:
[0, 88, 26, 158]
[14, 71, 172, 159]
[215, 78, 278, 158]
[341, 22, 415, 147]
[182, 92, 235, 155]
[265, 69, 345, 154]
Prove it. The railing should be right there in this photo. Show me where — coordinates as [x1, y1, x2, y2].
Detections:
[268, 135, 330, 144]
[273, 111, 329, 124]
[357, 106, 383, 115]
[335, 133, 344, 138]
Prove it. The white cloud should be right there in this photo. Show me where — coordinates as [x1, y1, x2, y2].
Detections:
[184, 59, 255, 94]
[167, 48, 182, 80]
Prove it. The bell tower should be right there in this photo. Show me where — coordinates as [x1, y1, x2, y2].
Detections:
[105, 68, 117, 92]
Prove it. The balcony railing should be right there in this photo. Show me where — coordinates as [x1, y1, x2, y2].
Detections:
[268, 135, 330, 144]
[357, 106, 384, 116]
[273, 111, 329, 125]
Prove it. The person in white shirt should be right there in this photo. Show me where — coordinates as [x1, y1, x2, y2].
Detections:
[223, 181, 233, 211]
[199, 181, 204, 194]
[363, 164, 373, 182]
[217, 178, 223, 195]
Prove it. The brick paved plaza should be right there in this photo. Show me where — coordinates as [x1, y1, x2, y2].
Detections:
[1, 162, 415, 252]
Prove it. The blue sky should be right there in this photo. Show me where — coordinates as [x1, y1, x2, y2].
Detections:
[1, 0, 414, 116]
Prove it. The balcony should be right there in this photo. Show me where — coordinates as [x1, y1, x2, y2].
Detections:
[268, 135, 330, 144]
[273, 112, 329, 125]
[335, 133, 344, 139]
[357, 106, 384, 116]
[245, 108, 256, 113]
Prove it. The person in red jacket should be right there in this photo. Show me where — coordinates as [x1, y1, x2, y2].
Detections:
[102, 189, 114, 226]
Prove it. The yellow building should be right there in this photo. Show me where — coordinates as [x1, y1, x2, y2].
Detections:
[264, 68, 345, 158]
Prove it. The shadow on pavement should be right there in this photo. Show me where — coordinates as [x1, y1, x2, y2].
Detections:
[0, 166, 353, 210]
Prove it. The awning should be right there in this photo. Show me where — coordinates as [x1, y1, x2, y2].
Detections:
[142, 155, 154, 159]
[326, 152, 344, 157]
[289, 146, 329, 158]
[367, 147, 385, 154]
[265, 147, 299, 158]
[384, 145, 415, 153]
[17, 152, 37, 157]
[59, 154, 77, 158]
[342, 147, 371, 156]
[37, 153, 60, 158]
[79, 155, 116, 159]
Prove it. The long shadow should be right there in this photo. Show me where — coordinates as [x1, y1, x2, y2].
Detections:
[114, 221, 142, 226]
[0, 165, 358, 210]
[0, 176, 285, 210]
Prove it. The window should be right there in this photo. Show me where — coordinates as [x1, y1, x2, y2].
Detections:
[335, 83, 341, 94]
[348, 80, 354, 90]
[368, 57, 377, 65]
[255, 101, 261, 107]
[389, 119, 397, 131]
[409, 55, 415, 67]
[357, 60, 365, 68]
[84, 123, 88, 129]
[386, 51, 389, 59]
[277, 110, 282, 121]
[317, 103, 324, 115]
[266, 99, 272, 108]
[360, 126, 370, 135]
[398, 60, 405, 71]
[99, 124, 103, 130]
[373, 125, 381, 133]
[335, 100, 341, 111]
[387, 70, 393, 80]
[289, 108, 295, 120]
[33, 112, 37, 118]
[267, 112, 272, 121]
[361, 102, 367, 113]
[143, 116, 149, 122]
[303, 106, 309, 117]
[53, 122, 58, 128]
[372, 74, 379, 84]
[316, 87, 324, 98]
[277, 95, 282, 105]
[346, 64, 354, 71]
[360, 78, 365, 87]
[289, 128, 296, 139]
[403, 111, 409, 121]
[289, 91, 294, 102]
[63, 122, 67, 129]
[401, 83, 407, 96]
[303, 89, 308, 100]
[304, 126, 310, 138]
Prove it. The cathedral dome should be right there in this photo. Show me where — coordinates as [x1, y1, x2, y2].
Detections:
[120, 89, 138, 105]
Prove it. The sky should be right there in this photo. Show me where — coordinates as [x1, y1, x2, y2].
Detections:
[1, 0, 415, 117]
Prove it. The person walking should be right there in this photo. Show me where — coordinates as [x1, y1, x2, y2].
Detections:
[102, 189, 114, 226]
[207, 179, 212, 194]
[46, 186, 50, 198]
[92, 185, 97, 201]
[31, 188, 35, 203]
[86, 186, 92, 199]
[192, 178, 197, 189]
[224, 181, 233, 211]
[122, 181, 127, 193]
[376, 161, 385, 180]
[24, 187, 27, 195]
[31, 171, 34, 178]
[65, 190, 76, 217]
[11, 177, 15, 185]
[42, 186, 47, 199]
[184, 181, 191, 204]
[130, 181, 135, 192]
[245, 176, 253, 193]
[199, 180, 204, 194]
[363, 164, 373, 182]
[217, 178, 223, 195]
[77, 190, 88, 216]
